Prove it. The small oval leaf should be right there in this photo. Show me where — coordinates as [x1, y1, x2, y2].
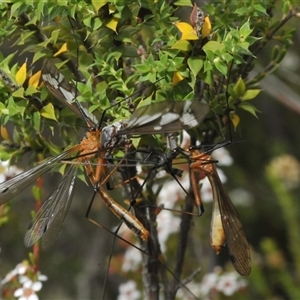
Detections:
[233, 77, 246, 99]
[201, 16, 211, 38]
[171, 40, 192, 51]
[241, 89, 261, 101]
[187, 57, 203, 77]
[173, 71, 184, 85]
[41, 103, 57, 121]
[28, 70, 41, 88]
[54, 43, 68, 57]
[106, 17, 119, 33]
[175, 22, 199, 40]
[230, 112, 240, 130]
[15, 62, 27, 85]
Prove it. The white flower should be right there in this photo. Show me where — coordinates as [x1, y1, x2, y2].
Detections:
[176, 281, 202, 299]
[1, 261, 28, 284]
[0, 160, 23, 183]
[157, 175, 188, 208]
[156, 210, 180, 252]
[19, 275, 31, 285]
[216, 272, 241, 296]
[16, 262, 28, 275]
[6, 164, 23, 177]
[117, 280, 141, 300]
[212, 148, 233, 166]
[1, 269, 18, 284]
[36, 272, 48, 282]
[199, 272, 219, 296]
[122, 246, 142, 272]
[14, 278, 42, 300]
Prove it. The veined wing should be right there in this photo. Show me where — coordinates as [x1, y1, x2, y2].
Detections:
[207, 166, 251, 276]
[24, 164, 78, 249]
[117, 100, 209, 135]
[0, 147, 79, 206]
[42, 59, 97, 128]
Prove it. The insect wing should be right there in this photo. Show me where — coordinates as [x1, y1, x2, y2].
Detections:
[24, 164, 78, 249]
[208, 168, 251, 276]
[118, 100, 209, 135]
[42, 60, 96, 127]
[0, 148, 77, 206]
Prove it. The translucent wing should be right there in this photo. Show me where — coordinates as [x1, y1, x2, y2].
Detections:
[42, 59, 97, 127]
[0, 147, 78, 205]
[24, 164, 78, 249]
[118, 100, 209, 135]
[208, 166, 251, 276]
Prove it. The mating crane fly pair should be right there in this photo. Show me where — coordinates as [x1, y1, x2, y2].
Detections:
[0, 59, 251, 275]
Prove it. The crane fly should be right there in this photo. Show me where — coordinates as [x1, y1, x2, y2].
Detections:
[189, 149, 251, 276]
[0, 59, 210, 248]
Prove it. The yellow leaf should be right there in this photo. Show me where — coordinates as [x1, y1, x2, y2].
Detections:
[175, 22, 199, 40]
[230, 112, 240, 130]
[54, 43, 68, 57]
[106, 17, 119, 33]
[92, 0, 108, 11]
[1, 126, 10, 142]
[173, 71, 184, 85]
[201, 16, 212, 38]
[28, 70, 41, 88]
[15, 62, 27, 85]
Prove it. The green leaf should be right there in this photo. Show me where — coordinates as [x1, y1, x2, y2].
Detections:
[203, 60, 213, 73]
[253, 4, 267, 15]
[215, 61, 227, 76]
[51, 29, 61, 45]
[0, 102, 9, 115]
[25, 15, 38, 26]
[233, 77, 246, 99]
[203, 41, 224, 52]
[41, 103, 57, 121]
[239, 102, 260, 117]
[171, 40, 192, 51]
[10, 2, 23, 16]
[43, 140, 62, 156]
[20, 31, 35, 43]
[0, 27, 8, 36]
[32, 111, 41, 133]
[241, 89, 261, 101]
[32, 50, 47, 64]
[92, 0, 108, 11]
[1, 51, 17, 67]
[187, 57, 203, 77]
[12, 87, 25, 98]
[239, 20, 253, 40]
[25, 86, 38, 96]
[135, 63, 150, 73]
[174, 0, 193, 6]
[234, 7, 250, 16]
